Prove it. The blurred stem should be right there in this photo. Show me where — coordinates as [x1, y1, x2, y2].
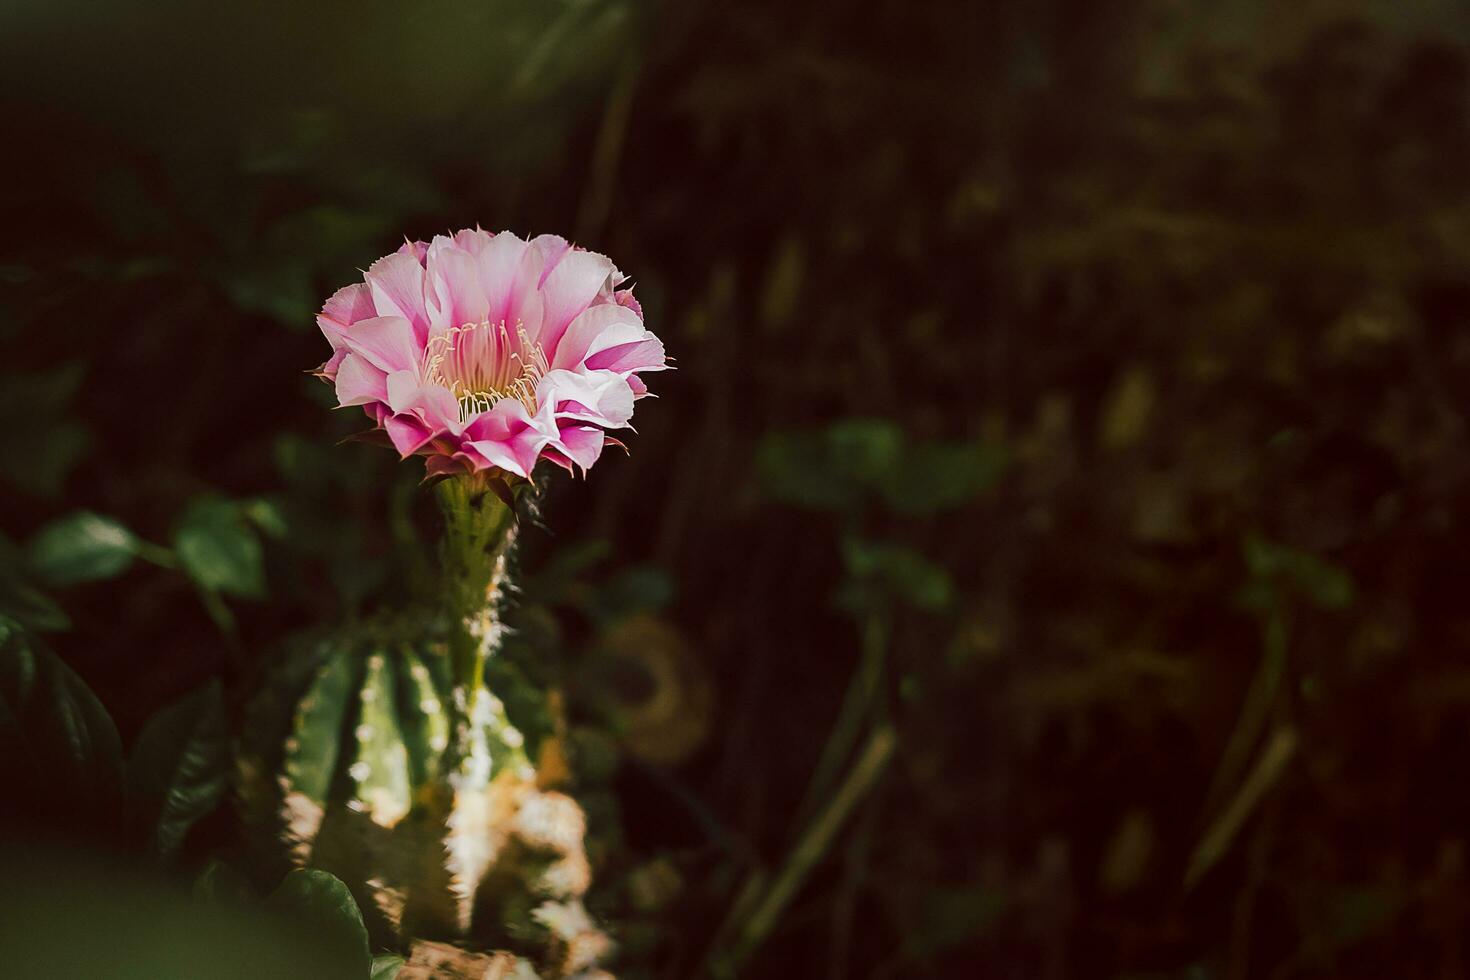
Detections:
[434, 476, 517, 700]
[510, 0, 589, 95]
[829, 786, 881, 980]
[1203, 606, 1289, 813]
[709, 611, 888, 968]
[796, 612, 888, 825]
[713, 726, 897, 977]
[1228, 785, 1284, 980]
[133, 539, 178, 570]
[195, 584, 245, 673]
[1186, 726, 1298, 889]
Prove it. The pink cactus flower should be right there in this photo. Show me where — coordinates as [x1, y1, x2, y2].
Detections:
[316, 229, 666, 480]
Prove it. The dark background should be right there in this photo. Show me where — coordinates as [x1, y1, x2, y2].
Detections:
[4, 1, 1470, 977]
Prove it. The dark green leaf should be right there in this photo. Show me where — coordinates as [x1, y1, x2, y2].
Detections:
[825, 418, 903, 486]
[0, 574, 70, 632]
[28, 511, 138, 586]
[584, 564, 675, 624]
[243, 497, 290, 540]
[0, 367, 91, 496]
[173, 497, 266, 598]
[0, 615, 123, 822]
[879, 440, 1009, 515]
[757, 430, 863, 512]
[760, 421, 1005, 516]
[0, 421, 90, 497]
[370, 954, 405, 980]
[192, 858, 256, 906]
[268, 869, 371, 977]
[1, 849, 360, 980]
[840, 537, 953, 612]
[1241, 535, 1354, 611]
[757, 419, 903, 513]
[127, 679, 229, 860]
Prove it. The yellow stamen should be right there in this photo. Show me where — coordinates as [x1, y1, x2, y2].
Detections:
[424, 319, 548, 421]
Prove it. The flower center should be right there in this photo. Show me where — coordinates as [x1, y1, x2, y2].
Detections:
[424, 319, 548, 421]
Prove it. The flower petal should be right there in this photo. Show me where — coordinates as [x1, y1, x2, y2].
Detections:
[530, 234, 571, 284]
[585, 336, 666, 375]
[539, 248, 615, 356]
[462, 398, 557, 477]
[366, 253, 431, 344]
[475, 232, 530, 324]
[425, 454, 470, 479]
[384, 373, 462, 434]
[385, 414, 435, 457]
[427, 244, 489, 331]
[453, 227, 495, 253]
[321, 282, 376, 330]
[614, 289, 643, 319]
[340, 316, 421, 374]
[417, 386, 463, 434]
[335, 353, 389, 407]
[552, 423, 606, 472]
[540, 368, 635, 427]
[385, 370, 419, 414]
[398, 239, 430, 266]
[316, 347, 348, 380]
[508, 241, 545, 337]
[550, 303, 643, 371]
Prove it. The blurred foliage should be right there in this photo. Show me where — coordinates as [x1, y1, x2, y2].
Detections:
[0, 846, 367, 979]
[2, 0, 1470, 977]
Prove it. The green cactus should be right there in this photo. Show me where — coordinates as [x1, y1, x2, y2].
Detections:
[237, 478, 611, 976]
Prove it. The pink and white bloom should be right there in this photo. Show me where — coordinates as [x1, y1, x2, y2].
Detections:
[316, 229, 666, 479]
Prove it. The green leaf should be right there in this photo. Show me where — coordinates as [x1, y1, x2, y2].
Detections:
[760, 420, 1005, 516]
[173, 497, 266, 598]
[1, 850, 362, 980]
[268, 869, 371, 977]
[27, 511, 139, 586]
[0, 366, 90, 496]
[1241, 535, 1354, 611]
[757, 430, 862, 512]
[127, 679, 229, 860]
[879, 440, 1009, 516]
[192, 858, 256, 906]
[0, 573, 70, 632]
[0, 615, 123, 820]
[0, 420, 90, 497]
[242, 497, 291, 540]
[826, 418, 904, 485]
[370, 954, 405, 980]
[584, 564, 675, 624]
[840, 537, 953, 612]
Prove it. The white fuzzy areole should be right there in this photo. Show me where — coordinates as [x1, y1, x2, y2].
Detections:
[365, 875, 407, 935]
[515, 791, 587, 852]
[443, 784, 493, 932]
[278, 784, 326, 865]
[443, 687, 509, 931]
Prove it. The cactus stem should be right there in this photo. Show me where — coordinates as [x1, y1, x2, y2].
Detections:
[434, 475, 518, 700]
